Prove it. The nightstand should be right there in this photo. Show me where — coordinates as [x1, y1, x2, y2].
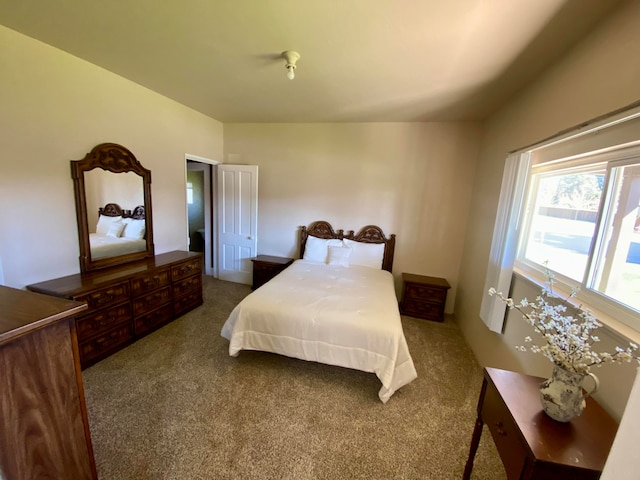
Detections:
[400, 273, 450, 321]
[251, 255, 294, 289]
[463, 367, 618, 480]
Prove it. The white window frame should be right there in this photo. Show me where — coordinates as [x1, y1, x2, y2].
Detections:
[481, 103, 640, 334]
[516, 146, 640, 331]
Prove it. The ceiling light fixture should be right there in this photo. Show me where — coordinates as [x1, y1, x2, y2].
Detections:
[281, 50, 300, 80]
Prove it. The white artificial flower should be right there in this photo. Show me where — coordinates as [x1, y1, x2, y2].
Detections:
[489, 266, 640, 374]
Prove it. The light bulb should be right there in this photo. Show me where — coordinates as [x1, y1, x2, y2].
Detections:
[287, 65, 295, 80]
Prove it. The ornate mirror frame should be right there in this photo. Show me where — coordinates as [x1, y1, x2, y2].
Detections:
[71, 143, 155, 272]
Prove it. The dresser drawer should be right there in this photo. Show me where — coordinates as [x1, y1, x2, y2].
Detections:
[402, 298, 444, 320]
[130, 268, 170, 296]
[481, 383, 527, 479]
[171, 258, 202, 282]
[405, 283, 447, 302]
[173, 273, 202, 298]
[134, 303, 174, 336]
[132, 285, 172, 317]
[76, 302, 132, 340]
[75, 281, 130, 311]
[173, 289, 203, 317]
[78, 323, 134, 366]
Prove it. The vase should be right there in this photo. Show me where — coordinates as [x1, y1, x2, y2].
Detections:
[539, 364, 599, 422]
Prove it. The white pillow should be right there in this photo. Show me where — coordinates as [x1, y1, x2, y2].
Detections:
[122, 218, 146, 240]
[327, 245, 352, 267]
[343, 238, 385, 269]
[96, 215, 122, 235]
[303, 235, 343, 263]
[106, 220, 125, 238]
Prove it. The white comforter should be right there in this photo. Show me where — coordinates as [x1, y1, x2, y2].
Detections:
[89, 233, 146, 259]
[220, 260, 417, 402]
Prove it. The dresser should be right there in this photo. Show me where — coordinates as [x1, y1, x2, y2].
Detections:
[463, 367, 618, 480]
[27, 251, 203, 369]
[399, 273, 450, 321]
[251, 255, 294, 289]
[0, 286, 97, 479]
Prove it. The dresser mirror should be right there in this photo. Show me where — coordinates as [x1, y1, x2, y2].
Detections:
[71, 143, 154, 272]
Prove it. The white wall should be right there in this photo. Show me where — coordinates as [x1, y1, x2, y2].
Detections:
[0, 25, 223, 288]
[224, 122, 482, 308]
[456, 0, 640, 419]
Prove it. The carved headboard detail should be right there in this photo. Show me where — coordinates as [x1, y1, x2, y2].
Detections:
[299, 221, 396, 272]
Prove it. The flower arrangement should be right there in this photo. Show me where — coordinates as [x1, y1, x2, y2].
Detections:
[488, 268, 640, 375]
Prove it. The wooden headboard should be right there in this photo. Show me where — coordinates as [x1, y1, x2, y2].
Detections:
[299, 220, 396, 272]
[98, 203, 146, 219]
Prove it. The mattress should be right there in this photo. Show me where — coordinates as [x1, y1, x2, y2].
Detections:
[221, 259, 417, 402]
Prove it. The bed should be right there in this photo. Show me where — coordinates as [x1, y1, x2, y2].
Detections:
[90, 203, 147, 259]
[220, 221, 417, 403]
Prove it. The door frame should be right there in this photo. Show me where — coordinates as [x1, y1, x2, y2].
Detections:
[184, 154, 219, 277]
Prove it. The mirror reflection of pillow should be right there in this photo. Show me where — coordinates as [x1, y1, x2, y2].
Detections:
[106, 220, 125, 238]
[122, 218, 146, 240]
[96, 215, 123, 235]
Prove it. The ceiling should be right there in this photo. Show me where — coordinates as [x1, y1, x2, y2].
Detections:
[0, 0, 624, 123]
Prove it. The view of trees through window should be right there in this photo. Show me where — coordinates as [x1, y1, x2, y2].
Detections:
[520, 161, 640, 314]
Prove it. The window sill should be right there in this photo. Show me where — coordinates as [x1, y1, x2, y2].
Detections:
[512, 267, 640, 347]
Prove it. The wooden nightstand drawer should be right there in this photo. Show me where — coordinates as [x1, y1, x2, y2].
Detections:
[251, 255, 294, 289]
[405, 283, 447, 302]
[400, 273, 450, 321]
[481, 383, 527, 478]
[401, 298, 443, 320]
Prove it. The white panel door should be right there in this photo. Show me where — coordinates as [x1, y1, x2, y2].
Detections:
[217, 165, 258, 284]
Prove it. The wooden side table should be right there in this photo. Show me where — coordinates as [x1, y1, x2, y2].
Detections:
[251, 255, 294, 289]
[399, 273, 450, 321]
[463, 367, 618, 480]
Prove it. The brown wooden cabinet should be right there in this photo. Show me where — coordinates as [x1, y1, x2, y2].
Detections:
[251, 255, 294, 289]
[400, 273, 450, 321]
[27, 251, 203, 369]
[0, 286, 97, 480]
[463, 367, 618, 480]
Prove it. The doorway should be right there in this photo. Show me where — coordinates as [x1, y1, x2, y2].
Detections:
[186, 156, 217, 277]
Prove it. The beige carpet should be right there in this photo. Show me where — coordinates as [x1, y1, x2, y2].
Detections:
[82, 277, 506, 480]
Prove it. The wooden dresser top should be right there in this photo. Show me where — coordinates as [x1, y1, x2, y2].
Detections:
[26, 250, 202, 298]
[0, 286, 87, 345]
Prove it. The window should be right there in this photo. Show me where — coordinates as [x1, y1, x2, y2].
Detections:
[481, 104, 640, 333]
[517, 148, 640, 317]
[186, 182, 194, 204]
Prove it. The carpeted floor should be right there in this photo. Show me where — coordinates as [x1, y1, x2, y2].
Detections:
[82, 276, 506, 479]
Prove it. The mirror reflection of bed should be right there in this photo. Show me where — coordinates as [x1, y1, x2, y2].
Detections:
[90, 203, 147, 260]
